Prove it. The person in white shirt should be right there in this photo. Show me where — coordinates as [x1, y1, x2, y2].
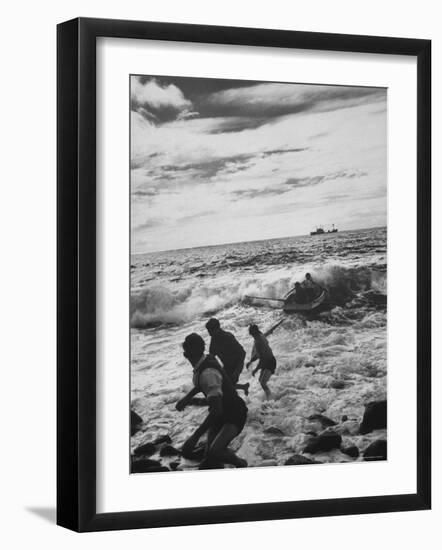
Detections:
[178, 333, 248, 469]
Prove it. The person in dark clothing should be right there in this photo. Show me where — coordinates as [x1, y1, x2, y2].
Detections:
[302, 272, 323, 301]
[293, 282, 308, 304]
[205, 318, 249, 395]
[177, 333, 248, 468]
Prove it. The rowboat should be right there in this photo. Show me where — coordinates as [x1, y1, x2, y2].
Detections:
[244, 289, 327, 313]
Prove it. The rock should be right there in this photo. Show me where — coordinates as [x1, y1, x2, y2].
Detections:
[142, 466, 170, 473]
[134, 442, 156, 456]
[307, 414, 337, 428]
[334, 420, 360, 436]
[303, 431, 342, 454]
[341, 445, 360, 459]
[359, 400, 387, 434]
[169, 461, 181, 471]
[131, 457, 162, 473]
[330, 380, 346, 389]
[257, 440, 276, 460]
[182, 444, 206, 460]
[159, 445, 181, 457]
[341, 415, 348, 422]
[264, 426, 285, 436]
[363, 439, 387, 461]
[304, 362, 316, 368]
[131, 410, 143, 436]
[305, 431, 317, 437]
[285, 454, 321, 465]
[152, 434, 172, 445]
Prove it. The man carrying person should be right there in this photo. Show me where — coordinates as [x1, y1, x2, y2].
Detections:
[178, 333, 248, 469]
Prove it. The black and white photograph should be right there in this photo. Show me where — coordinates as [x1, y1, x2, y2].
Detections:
[130, 74, 388, 473]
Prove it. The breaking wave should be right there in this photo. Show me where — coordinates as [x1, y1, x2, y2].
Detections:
[130, 264, 386, 328]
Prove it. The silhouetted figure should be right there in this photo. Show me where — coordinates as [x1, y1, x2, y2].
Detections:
[302, 272, 322, 301]
[246, 324, 277, 400]
[293, 282, 308, 304]
[205, 318, 249, 395]
[177, 333, 248, 468]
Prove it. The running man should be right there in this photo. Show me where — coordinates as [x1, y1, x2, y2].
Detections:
[246, 324, 277, 400]
[178, 333, 248, 469]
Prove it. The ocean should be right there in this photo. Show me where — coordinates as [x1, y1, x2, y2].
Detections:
[130, 226, 387, 469]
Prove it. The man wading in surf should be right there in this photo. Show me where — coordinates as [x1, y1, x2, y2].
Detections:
[246, 324, 277, 400]
[176, 319, 248, 411]
[206, 318, 249, 395]
[178, 333, 248, 469]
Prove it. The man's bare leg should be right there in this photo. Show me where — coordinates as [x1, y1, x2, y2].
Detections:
[208, 423, 247, 468]
[259, 369, 272, 400]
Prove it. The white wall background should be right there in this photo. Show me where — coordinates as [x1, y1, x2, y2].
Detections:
[0, 0, 439, 547]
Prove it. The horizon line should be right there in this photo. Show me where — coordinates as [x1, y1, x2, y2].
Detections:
[131, 224, 387, 257]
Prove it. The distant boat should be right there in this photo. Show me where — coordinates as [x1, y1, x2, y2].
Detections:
[310, 224, 338, 236]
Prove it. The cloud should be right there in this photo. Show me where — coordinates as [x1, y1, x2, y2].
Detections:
[131, 77, 192, 111]
[205, 83, 385, 121]
[284, 169, 368, 189]
[131, 77, 196, 122]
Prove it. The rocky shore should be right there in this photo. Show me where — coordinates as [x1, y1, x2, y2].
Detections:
[130, 399, 387, 473]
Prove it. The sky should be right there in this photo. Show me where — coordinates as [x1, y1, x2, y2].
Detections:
[130, 75, 387, 254]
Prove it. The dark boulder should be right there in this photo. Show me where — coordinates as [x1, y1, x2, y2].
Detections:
[330, 380, 346, 389]
[341, 445, 360, 459]
[341, 415, 348, 422]
[130, 410, 143, 436]
[134, 442, 156, 456]
[131, 457, 162, 473]
[140, 466, 170, 473]
[363, 439, 387, 461]
[152, 434, 172, 445]
[160, 445, 181, 457]
[307, 414, 337, 428]
[169, 461, 181, 471]
[359, 400, 387, 434]
[285, 454, 321, 465]
[303, 431, 342, 454]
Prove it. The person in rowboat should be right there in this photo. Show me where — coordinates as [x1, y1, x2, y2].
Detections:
[302, 272, 323, 301]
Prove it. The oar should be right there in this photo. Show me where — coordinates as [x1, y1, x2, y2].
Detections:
[244, 295, 286, 302]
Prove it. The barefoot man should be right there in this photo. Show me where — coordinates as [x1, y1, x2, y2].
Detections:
[178, 333, 248, 469]
[246, 323, 278, 400]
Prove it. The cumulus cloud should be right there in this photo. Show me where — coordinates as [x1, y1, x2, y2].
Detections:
[131, 77, 192, 111]
[130, 77, 387, 252]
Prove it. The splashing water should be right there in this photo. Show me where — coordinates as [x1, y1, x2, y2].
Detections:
[131, 227, 387, 468]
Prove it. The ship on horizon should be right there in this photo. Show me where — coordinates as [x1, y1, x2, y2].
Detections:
[310, 224, 338, 236]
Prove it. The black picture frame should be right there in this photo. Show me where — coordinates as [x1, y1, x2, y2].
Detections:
[57, 17, 431, 532]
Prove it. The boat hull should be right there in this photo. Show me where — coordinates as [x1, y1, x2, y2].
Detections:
[283, 289, 327, 312]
